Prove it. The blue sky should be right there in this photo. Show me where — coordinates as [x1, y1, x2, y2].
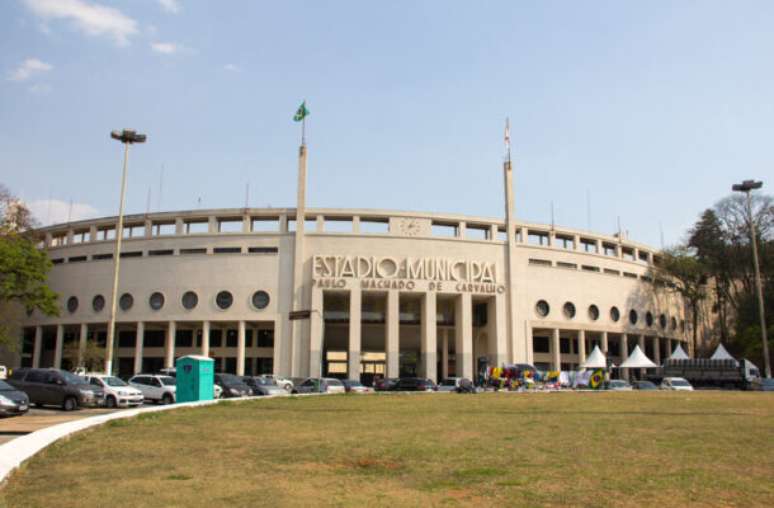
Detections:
[1, 0, 772, 248]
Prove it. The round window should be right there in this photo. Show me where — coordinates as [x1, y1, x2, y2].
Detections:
[645, 312, 654, 327]
[671, 317, 678, 330]
[216, 291, 233, 310]
[67, 296, 78, 314]
[563, 302, 576, 319]
[149, 292, 165, 311]
[535, 300, 550, 317]
[629, 309, 638, 325]
[659, 314, 667, 329]
[252, 290, 270, 310]
[182, 291, 198, 310]
[119, 293, 134, 311]
[588, 305, 600, 321]
[92, 294, 105, 312]
[610, 306, 620, 322]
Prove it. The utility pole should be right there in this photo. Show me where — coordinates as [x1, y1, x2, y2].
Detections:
[732, 180, 770, 378]
[105, 129, 146, 375]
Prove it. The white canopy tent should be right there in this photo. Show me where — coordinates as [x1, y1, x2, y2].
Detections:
[581, 345, 608, 369]
[669, 344, 690, 360]
[619, 345, 657, 369]
[711, 343, 738, 365]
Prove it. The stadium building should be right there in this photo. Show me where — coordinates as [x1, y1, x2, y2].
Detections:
[9, 143, 689, 382]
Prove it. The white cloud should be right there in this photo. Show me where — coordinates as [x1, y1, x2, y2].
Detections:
[7, 58, 53, 82]
[151, 42, 194, 55]
[151, 42, 179, 54]
[158, 0, 181, 14]
[23, 0, 138, 46]
[223, 63, 241, 72]
[28, 199, 99, 226]
[28, 83, 52, 95]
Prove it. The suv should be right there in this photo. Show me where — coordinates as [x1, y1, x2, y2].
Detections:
[291, 377, 346, 394]
[7, 368, 104, 410]
[83, 374, 144, 408]
[128, 374, 177, 404]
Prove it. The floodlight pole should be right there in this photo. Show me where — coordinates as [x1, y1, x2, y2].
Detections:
[105, 129, 146, 375]
[732, 180, 770, 378]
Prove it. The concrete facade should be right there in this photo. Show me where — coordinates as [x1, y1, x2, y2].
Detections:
[13, 206, 688, 381]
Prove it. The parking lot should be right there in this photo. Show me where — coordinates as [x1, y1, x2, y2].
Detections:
[0, 406, 129, 445]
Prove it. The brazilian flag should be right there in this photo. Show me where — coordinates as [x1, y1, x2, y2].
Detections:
[293, 101, 309, 122]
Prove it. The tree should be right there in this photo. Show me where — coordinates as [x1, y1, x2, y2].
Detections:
[0, 184, 59, 351]
[651, 247, 708, 353]
[63, 339, 105, 372]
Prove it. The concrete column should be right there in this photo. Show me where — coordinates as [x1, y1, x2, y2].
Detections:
[454, 293, 473, 379]
[638, 335, 646, 376]
[457, 221, 466, 239]
[595, 239, 602, 254]
[208, 216, 217, 233]
[578, 329, 586, 367]
[601, 331, 609, 355]
[489, 224, 498, 241]
[518, 226, 527, 243]
[89, 225, 98, 242]
[53, 324, 64, 369]
[201, 321, 210, 357]
[134, 322, 144, 374]
[348, 286, 362, 381]
[175, 218, 184, 235]
[165, 321, 176, 368]
[524, 321, 534, 365]
[573, 234, 580, 250]
[386, 290, 400, 378]
[420, 292, 437, 382]
[551, 328, 561, 371]
[441, 329, 449, 379]
[144, 219, 152, 238]
[309, 287, 324, 378]
[272, 317, 283, 376]
[78, 323, 88, 368]
[488, 295, 507, 367]
[316, 215, 324, 232]
[621, 334, 629, 380]
[237, 320, 246, 376]
[352, 216, 360, 233]
[242, 214, 251, 233]
[32, 325, 42, 368]
[665, 338, 672, 357]
[654, 337, 661, 365]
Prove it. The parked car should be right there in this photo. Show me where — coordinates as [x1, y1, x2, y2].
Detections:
[607, 380, 633, 391]
[752, 378, 774, 392]
[0, 379, 29, 417]
[633, 380, 659, 391]
[213, 383, 223, 399]
[396, 378, 437, 392]
[437, 377, 463, 392]
[242, 377, 287, 396]
[83, 374, 144, 408]
[7, 368, 104, 410]
[259, 375, 294, 391]
[373, 377, 399, 391]
[660, 377, 694, 391]
[128, 374, 177, 404]
[291, 377, 346, 394]
[214, 373, 252, 398]
[342, 379, 373, 393]
[0, 365, 8, 380]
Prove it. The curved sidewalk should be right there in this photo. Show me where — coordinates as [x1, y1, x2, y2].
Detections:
[0, 396, 274, 485]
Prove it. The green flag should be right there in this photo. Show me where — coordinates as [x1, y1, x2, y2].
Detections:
[293, 101, 309, 122]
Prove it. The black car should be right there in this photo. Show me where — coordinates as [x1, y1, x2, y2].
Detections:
[8, 368, 105, 410]
[373, 377, 399, 391]
[214, 373, 252, 398]
[242, 376, 287, 396]
[395, 378, 437, 392]
[633, 380, 658, 391]
[0, 379, 29, 417]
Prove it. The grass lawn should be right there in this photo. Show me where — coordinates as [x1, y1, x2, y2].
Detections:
[1, 392, 773, 507]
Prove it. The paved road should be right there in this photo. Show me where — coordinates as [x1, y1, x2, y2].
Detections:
[0, 406, 134, 445]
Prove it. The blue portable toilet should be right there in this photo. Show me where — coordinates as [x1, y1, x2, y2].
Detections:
[175, 355, 215, 402]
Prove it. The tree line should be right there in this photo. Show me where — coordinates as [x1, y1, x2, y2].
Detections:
[653, 192, 773, 367]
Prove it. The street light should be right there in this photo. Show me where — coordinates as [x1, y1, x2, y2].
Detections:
[105, 129, 146, 374]
[732, 179, 770, 379]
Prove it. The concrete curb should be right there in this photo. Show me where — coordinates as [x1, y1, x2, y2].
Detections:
[0, 394, 295, 486]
